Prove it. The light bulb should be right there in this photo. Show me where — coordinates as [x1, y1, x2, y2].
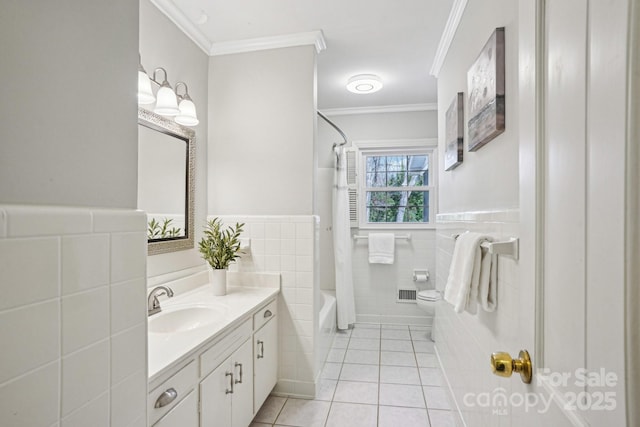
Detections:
[137, 70, 155, 104]
[175, 98, 199, 126]
[154, 84, 179, 116]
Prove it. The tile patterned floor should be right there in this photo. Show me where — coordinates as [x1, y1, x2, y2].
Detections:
[251, 323, 460, 427]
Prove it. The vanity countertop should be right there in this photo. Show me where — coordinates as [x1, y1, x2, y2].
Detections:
[148, 283, 279, 382]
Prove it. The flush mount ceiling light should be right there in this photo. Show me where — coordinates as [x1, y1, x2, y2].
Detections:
[346, 74, 383, 94]
[137, 54, 199, 127]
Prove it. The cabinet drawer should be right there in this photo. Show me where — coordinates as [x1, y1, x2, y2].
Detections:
[152, 389, 198, 427]
[148, 360, 198, 426]
[253, 299, 277, 331]
[200, 318, 252, 377]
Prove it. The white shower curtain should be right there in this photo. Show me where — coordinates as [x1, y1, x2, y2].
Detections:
[333, 146, 356, 330]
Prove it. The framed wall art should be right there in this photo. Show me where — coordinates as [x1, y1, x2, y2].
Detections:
[467, 27, 505, 151]
[444, 92, 464, 171]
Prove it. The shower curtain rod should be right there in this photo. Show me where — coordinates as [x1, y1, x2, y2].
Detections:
[317, 111, 348, 149]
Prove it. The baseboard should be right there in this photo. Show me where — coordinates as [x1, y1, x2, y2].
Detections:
[356, 313, 432, 326]
[273, 379, 316, 399]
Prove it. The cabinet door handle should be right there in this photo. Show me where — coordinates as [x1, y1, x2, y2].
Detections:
[234, 362, 243, 384]
[154, 387, 178, 408]
[225, 372, 234, 394]
[264, 309, 272, 318]
[257, 340, 264, 359]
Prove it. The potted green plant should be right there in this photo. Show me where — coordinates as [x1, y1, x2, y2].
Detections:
[198, 218, 245, 295]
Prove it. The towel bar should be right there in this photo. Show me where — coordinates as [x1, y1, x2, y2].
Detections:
[481, 238, 519, 260]
[450, 233, 519, 260]
[352, 234, 411, 241]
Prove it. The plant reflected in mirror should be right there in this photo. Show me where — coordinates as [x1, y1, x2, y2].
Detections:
[147, 218, 182, 239]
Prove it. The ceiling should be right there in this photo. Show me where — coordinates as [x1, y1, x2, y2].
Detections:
[152, 0, 454, 111]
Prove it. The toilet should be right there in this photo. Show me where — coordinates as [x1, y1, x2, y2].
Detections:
[416, 289, 441, 316]
[417, 289, 441, 340]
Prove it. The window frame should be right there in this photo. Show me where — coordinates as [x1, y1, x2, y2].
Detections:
[354, 140, 437, 230]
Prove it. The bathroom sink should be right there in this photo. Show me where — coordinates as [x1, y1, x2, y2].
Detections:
[149, 305, 223, 334]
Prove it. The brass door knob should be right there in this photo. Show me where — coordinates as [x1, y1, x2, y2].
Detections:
[490, 350, 532, 384]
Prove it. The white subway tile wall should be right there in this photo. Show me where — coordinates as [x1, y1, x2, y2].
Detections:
[0, 205, 148, 427]
[0, 237, 60, 310]
[350, 229, 437, 325]
[434, 209, 520, 426]
[214, 215, 320, 397]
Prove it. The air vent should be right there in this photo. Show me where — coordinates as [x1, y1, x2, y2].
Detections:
[397, 289, 417, 303]
[345, 148, 359, 227]
[348, 188, 358, 224]
[346, 150, 357, 184]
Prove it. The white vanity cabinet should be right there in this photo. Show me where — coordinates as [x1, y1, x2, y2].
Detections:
[148, 293, 279, 427]
[200, 338, 254, 427]
[253, 301, 278, 413]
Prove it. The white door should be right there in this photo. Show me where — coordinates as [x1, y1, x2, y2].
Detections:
[516, 0, 629, 425]
[541, 0, 588, 401]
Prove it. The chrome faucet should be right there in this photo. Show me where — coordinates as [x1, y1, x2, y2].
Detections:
[147, 286, 174, 316]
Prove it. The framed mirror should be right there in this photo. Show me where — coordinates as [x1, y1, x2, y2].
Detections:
[137, 107, 195, 255]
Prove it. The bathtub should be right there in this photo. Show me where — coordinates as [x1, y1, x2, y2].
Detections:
[317, 290, 337, 373]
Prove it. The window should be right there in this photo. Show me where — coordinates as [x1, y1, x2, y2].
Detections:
[355, 146, 436, 227]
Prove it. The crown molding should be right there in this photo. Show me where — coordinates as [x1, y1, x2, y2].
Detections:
[430, 0, 468, 77]
[209, 30, 326, 56]
[149, 1, 326, 57]
[321, 103, 438, 116]
[150, 0, 213, 54]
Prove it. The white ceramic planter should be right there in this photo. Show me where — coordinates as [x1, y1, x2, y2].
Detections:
[208, 267, 227, 296]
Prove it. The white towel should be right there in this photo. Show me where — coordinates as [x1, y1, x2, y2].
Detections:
[368, 233, 395, 264]
[444, 232, 494, 313]
[478, 252, 498, 312]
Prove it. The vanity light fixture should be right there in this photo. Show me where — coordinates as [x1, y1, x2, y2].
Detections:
[137, 58, 155, 105]
[174, 82, 199, 126]
[346, 74, 383, 94]
[152, 68, 180, 116]
[137, 55, 199, 126]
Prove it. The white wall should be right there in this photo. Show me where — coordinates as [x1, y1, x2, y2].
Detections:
[437, 8, 519, 214]
[316, 111, 438, 324]
[0, 3, 147, 426]
[140, 0, 210, 280]
[206, 45, 319, 397]
[208, 46, 317, 216]
[434, 0, 522, 425]
[0, 1, 138, 209]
